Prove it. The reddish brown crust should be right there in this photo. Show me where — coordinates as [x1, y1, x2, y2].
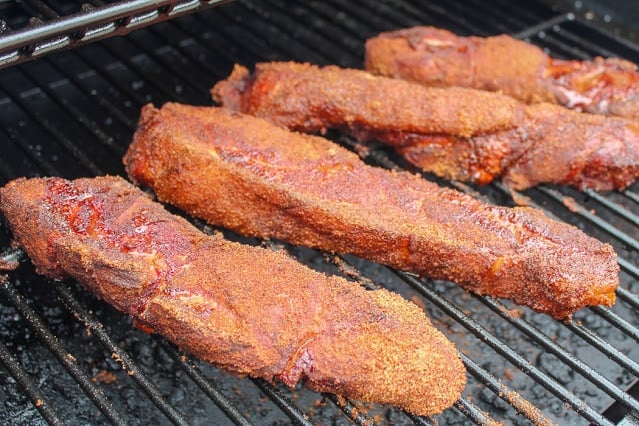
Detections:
[212, 62, 520, 138]
[365, 26, 552, 105]
[0, 175, 466, 416]
[124, 103, 619, 319]
[211, 61, 639, 191]
[365, 26, 639, 119]
[378, 103, 639, 191]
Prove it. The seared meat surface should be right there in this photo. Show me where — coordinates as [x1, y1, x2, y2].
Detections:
[0, 176, 466, 416]
[212, 62, 639, 191]
[124, 103, 619, 319]
[365, 26, 639, 119]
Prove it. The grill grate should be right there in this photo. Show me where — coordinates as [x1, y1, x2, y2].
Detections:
[1, 0, 639, 424]
[0, 0, 234, 68]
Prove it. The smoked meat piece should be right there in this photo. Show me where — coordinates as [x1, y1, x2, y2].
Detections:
[0, 176, 466, 416]
[124, 103, 619, 319]
[365, 26, 639, 119]
[211, 62, 639, 191]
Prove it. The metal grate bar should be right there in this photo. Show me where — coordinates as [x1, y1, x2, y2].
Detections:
[104, 34, 210, 102]
[124, 31, 222, 102]
[323, 0, 421, 34]
[0, 279, 127, 426]
[625, 190, 639, 204]
[460, 353, 551, 424]
[143, 24, 229, 81]
[218, 2, 331, 65]
[291, 1, 380, 45]
[0, 338, 64, 425]
[15, 65, 126, 157]
[461, 0, 527, 33]
[251, 379, 313, 426]
[1, 124, 61, 177]
[617, 285, 639, 309]
[546, 25, 625, 59]
[250, 0, 357, 64]
[533, 32, 596, 60]
[381, 0, 477, 34]
[0, 82, 105, 176]
[159, 340, 255, 426]
[127, 31, 211, 95]
[55, 282, 191, 426]
[482, 0, 555, 28]
[479, 295, 639, 414]
[64, 49, 153, 107]
[262, 0, 363, 60]
[322, 392, 379, 426]
[324, 0, 484, 36]
[591, 306, 639, 342]
[453, 397, 497, 425]
[44, 55, 139, 129]
[406, 413, 436, 426]
[0, 134, 24, 181]
[397, 271, 614, 425]
[513, 13, 574, 39]
[179, 13, 270, 66]
[406, 413, 437, 426]
[22, 0, 58, 20]
[563, 321, 639, 377]
[175, 12, 270, 65]
[92, 41, 198, 104]
[584, 189, 639, 227]
[536, 187, 639, 250]
[8, 67, 126, 173]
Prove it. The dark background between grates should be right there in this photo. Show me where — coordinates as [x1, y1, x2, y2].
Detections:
[0, 0, 638, 425]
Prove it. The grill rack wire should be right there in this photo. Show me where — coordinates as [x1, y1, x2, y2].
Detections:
[0, 0, 638, 424]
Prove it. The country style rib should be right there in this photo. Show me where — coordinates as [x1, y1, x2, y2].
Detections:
[0, 176, 466, 416]
[123, 103, 619, 319]
[365, 26, 639, 119]
[211, 62, 639, 191]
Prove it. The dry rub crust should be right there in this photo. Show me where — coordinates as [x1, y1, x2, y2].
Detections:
[0, 176, 466, 416]
[124, 103, 619, 319]
[365, 26, 639, 119]
[211, 62, 639, 191]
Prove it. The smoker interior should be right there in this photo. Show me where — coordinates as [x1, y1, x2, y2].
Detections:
[1, 0, 638, 424]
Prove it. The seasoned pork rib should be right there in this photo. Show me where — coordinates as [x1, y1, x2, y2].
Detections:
[365, 26, 639, 119]
[124, 103, 619, 319]
[212, 62, 639, 191]
[0, 176, 466, 416]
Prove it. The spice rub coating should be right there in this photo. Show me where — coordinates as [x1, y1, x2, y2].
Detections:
[365, 26, 639, 119]
[124, 103, 619, 319]
[0, 176, 466, 416]
[211, 62, 639, 191]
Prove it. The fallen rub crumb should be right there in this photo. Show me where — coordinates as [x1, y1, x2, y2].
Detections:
[92, 370, 117, 384]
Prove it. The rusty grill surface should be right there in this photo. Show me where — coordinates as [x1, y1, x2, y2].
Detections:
[0, 0, 638, 425]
